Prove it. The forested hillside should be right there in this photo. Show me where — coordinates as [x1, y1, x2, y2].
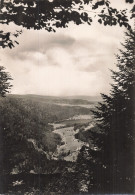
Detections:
[0, 95, 93, 193]
[0, 0, 134, 193]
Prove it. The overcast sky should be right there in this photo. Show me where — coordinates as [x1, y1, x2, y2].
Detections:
[0, 1, 133, 96]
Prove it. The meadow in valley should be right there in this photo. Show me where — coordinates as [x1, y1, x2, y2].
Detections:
[0, 94, 99, 194]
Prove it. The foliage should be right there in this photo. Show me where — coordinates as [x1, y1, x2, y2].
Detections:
[9, 94, 92, 121]
[0, 97, 61, 176]
[0, 95, 94, 193]
[0, 95, 93, 191]
[0, 0, 134, 48]
[0, 66, 12, 97]
[90, 30, 135, 193]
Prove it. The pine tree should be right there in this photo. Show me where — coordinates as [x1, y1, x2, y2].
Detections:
[90, 30, 135, 193]
[0, 66, 12, 97]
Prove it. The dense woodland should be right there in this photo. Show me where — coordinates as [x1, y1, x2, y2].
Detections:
[0, 0, 134, 194]
[0, 30, 134, 194]
[0, 95, 92, 193]
[74, 30, 135, 193]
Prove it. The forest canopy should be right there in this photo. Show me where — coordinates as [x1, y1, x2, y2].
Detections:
[0, 0, 134, 194]
[0, 0, 134, 48]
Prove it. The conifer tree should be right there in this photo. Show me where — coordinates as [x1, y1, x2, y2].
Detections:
[91, 30, 135, 193]
[0, 66, 12, 97]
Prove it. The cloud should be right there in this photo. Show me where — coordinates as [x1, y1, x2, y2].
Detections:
[5, 31, 75, 57]
[20, 33, 75, 53]
[0, 17, 127, 96]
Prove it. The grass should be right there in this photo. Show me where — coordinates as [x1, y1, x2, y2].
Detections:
[60, 119, 92, 127]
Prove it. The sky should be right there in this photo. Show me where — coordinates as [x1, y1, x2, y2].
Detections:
[0, 1, 133, 97]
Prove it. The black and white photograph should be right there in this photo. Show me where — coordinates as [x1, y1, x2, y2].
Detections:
[0, 0, 135, 194]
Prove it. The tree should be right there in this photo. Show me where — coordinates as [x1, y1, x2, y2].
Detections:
[0, 0, 134, 48]
[0, 66, 12, 192]
[0, 97, 51, 192]
[90, 30, 135, 193]
[0, 66, 12, 97]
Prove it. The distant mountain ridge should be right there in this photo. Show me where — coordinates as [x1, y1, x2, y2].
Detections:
[60, 95, 102, 101]
[8, 94, 102, 103]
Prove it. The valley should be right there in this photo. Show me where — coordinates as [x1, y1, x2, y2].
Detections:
[51, 114, 93, 162]
[1, 95, 98, 194]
